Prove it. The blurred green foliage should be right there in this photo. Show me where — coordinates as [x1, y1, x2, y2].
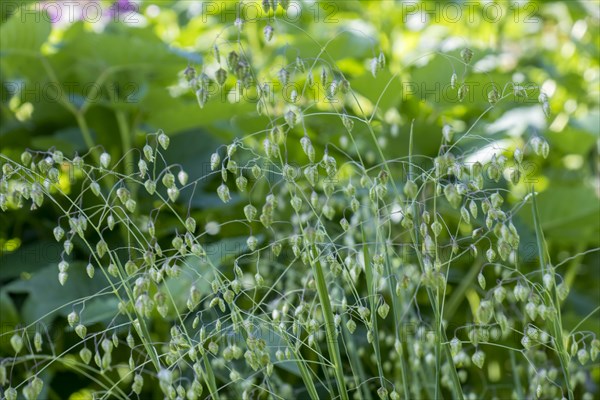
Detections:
[1, 0, 598, 398]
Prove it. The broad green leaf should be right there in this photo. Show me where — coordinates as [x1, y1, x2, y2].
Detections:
[0, 8, 51, 55]
[546, 120, 597, 155]
[522, 184, 600, 246]
[80, 296, 121, 326]
[3, 262, 110, 325]
[0, 241, 62, 280]
[30, 127, 89, 154]
[145, 96, 256, 134]
[1, 0, 37, 22]
[349, 69, 401, 114]
[0, 290, 20, 354]
[161, 236, 258, 317]
[55, 26, 185, 85]
[0, 8, 51, 79]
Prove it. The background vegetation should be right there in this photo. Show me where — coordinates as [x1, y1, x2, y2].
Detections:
[0, 1, 598, 399]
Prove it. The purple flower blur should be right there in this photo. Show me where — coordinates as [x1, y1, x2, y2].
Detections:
[43, 0, 141, 29]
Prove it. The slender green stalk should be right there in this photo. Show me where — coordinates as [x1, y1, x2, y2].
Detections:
[444, 260, 482, 321]
[407, 122, 464, 400]
[341, 315, 374, 400]
[21, 168, 163, 374]
[510, 351, 524, 399]
[361, 228, 386, 390]
[311, 247, 349, 400]
[383, 245, 411, 399]
[293, 353, 321, 400]
[9, 355, 129, 400]
[531, 187, 574, 399]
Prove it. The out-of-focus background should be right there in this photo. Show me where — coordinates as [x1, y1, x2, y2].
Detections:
[1, 1, 598, 398]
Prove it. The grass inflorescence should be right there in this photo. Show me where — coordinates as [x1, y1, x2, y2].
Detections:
[1, 3, 598, 400]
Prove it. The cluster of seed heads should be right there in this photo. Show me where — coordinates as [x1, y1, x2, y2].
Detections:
[0, 8, 592, 397]
[2, 94, 589, 400]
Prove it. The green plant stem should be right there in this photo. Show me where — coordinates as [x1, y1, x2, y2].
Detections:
[432, 182, 443, 400]
[510, 350, 524, 399]
[24, 172, 163, 375]
[444, 259, 482, 321]
[156, 191, 319, 400]
[311, 247, 349, 400]
[341, 314, 374, 400]
[563, 243, 585, 292]
[383, 243, 411, 399]
[407, 123, 464, 400]
[75, 113, 96, 151]
[531, 187, 574, 399]
[115, 110, 134, 178]
[361, 227, 386, 390]
[40, 56, 97, 155]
